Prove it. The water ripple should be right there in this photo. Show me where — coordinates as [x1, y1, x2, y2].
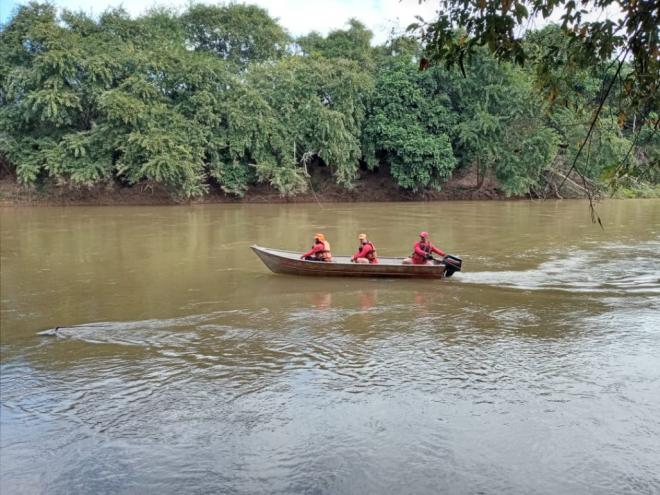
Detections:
[3, 206, 660, 494]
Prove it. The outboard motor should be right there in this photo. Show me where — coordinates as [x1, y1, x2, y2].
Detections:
[443, 254, 462, 277]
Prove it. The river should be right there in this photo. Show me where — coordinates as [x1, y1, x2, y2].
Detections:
[1, 200, 659, 494]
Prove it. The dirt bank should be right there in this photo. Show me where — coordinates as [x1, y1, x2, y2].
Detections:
[0, 165, 511, 207]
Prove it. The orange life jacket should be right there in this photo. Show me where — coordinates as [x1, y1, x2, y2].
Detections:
[360, 241, 377, 261]
[411, 241, 432, 262]
[316, 240, 332, 261]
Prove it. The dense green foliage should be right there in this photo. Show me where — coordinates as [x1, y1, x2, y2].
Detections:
[362, 62, 456, 192]
[411, 0, 659, 190]
[0, 2, 656, 199]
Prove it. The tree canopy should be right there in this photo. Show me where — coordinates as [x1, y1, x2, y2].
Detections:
[410, 0, 659, 193]
[0, 2, 656, 199]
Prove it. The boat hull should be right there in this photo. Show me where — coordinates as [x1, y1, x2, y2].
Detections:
[251, 245, 447, 279]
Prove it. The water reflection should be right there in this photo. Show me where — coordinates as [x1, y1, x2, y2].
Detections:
[309, 291, 333, 310]
[358, 289, 377, 311]
[305, 289, 378, 311]
[412, 289, 448, 316]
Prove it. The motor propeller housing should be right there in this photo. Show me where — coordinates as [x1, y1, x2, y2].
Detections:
[443, 254, 462, 277]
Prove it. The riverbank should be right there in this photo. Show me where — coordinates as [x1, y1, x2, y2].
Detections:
[0, 165, 507, 206]
[2, 164, 655, 207]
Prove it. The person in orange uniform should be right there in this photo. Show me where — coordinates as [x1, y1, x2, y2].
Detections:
[402, 231, 445, 264]
[300, 233, 332, 262]
[351, 233, 378, 264]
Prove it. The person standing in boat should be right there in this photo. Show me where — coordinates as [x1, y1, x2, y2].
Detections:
[300, 233, 332, 262]
[351, 233, 378, 264]
[402, 231, 445, 265]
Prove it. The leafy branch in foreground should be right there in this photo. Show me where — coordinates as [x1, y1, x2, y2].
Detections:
[410, 0, 659, 200]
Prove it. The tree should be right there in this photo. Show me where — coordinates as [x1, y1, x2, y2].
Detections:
[0, 2, 653, 201]
[297, 19, 374, 66]
[373, 35, 422, 65]
[410, 0, 659, 192]
[362, 62, 457, 191]
[0, 3, 210, 196]
[1, 3, 115, 186]
[411, 0, 658, 102]
[436, 49, 559, 195]
[180, 4, 289, 69]
[247, 56, 373, 194]
[522, 26, 636, 194]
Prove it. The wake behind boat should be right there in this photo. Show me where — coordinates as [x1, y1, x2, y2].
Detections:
[251, 245, 461, 279]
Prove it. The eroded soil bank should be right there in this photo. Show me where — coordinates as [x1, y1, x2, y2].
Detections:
[0, 165, 525, 206]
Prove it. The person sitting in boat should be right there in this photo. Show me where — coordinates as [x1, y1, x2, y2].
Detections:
[402, 231, 445, 265]
[351, 233, 378, 264]
[300, 233, 332, 262]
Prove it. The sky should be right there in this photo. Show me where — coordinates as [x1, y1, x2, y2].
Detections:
[0, 0, 440, 44]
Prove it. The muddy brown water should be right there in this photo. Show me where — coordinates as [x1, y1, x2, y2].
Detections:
[1, 200, 659, 494]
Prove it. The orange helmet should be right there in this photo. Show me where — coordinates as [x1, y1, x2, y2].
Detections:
[358, 233, 367, 241]
[315, 233, 326, 242]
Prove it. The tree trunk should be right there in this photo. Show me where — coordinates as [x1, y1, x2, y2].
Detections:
[476, 158, 485, 189]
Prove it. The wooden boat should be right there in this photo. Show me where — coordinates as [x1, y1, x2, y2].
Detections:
[251, 245, 460, 279]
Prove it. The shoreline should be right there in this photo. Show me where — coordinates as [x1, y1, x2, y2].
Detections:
[0, 166, 515, 207]
[2, 176, 654, 208]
